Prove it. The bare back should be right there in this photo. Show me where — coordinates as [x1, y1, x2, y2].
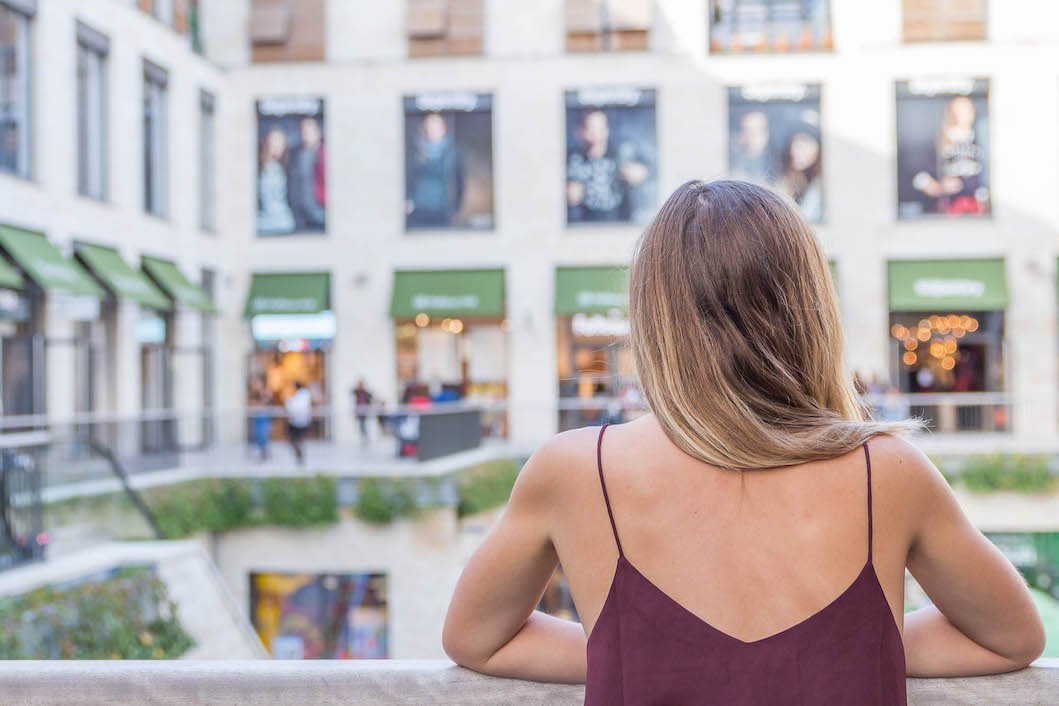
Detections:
[550, 415, 910, 643]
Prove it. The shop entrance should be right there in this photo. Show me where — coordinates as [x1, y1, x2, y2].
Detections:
[557, 313, 639, 431]
[247, 344, 330, 441]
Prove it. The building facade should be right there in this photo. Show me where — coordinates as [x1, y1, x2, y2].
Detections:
[3, 0, 1059, 453]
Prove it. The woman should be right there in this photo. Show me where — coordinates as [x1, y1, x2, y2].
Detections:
[248, 375, 273, 461]
[256, 126, 296, 235]
[776, 122, 823, 222]
[442, 180, 1043, 704]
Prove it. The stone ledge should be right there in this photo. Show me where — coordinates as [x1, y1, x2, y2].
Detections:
[0, 659, 1054, 705]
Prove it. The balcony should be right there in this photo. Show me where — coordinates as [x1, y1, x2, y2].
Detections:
[0, 659, 1054, 704]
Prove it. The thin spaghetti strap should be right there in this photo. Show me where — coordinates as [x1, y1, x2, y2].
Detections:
[863, 442, 873, 563]
[596, 424, 624, 557]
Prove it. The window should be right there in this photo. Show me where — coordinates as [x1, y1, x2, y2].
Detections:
[249, 0, 325, 63]
[566, 0, 652, 52]
[709, 0, 832, 54]
[143, 60, 168, 217]
[903, 0, 986, 42]
[0, 1, 33, 178]
[76, 23, 108, 201]
[199, 91, 215, 231]
[407, 0, 484, 57]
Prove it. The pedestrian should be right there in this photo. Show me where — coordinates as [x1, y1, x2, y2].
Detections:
[351, 379, 374, 446]
[249, 374, 273, 461]
[284, 381, 313, 466]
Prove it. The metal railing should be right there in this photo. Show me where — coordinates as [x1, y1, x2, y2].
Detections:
[863, 392, 1013, 433]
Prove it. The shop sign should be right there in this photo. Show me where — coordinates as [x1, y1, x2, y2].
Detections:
[912, 278, 986, 300]
[252, 311, 336, 341]
[573, 313, 629, 338]
[56, 292, 100, 321]
[575, 291, 626, 310]
[0, 289, 27, 321]
[410, 294, 480, 312]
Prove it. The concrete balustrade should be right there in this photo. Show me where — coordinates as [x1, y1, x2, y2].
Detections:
[0, 659, 1055, 705]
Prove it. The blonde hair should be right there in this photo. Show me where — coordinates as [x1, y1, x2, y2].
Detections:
[629, 180, 919, 470]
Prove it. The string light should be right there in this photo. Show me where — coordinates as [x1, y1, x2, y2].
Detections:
[890, 314, 979, 368]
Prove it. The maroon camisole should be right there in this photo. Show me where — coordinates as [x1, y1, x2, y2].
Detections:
[585, 425, 906, 705]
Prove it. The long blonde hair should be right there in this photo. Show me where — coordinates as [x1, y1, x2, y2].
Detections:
[629, 179, 919, 470]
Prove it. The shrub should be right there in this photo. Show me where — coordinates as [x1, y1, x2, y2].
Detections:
[261, 475, 338, 528]
[456, 458, 522, 518]
[959, 454, 1057, 493]
[354, 478, 418, 525]
[0, 566, 193, 659]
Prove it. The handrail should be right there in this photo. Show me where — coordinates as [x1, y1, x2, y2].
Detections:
[74, 437, 163, 539]
[0, 659, 1052, 705]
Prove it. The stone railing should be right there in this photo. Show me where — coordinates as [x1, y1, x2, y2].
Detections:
[0, 659, 1055, 705]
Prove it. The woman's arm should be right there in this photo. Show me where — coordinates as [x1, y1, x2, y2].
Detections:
[893, 439, 1046, 676]
[442, 435, 588, 683]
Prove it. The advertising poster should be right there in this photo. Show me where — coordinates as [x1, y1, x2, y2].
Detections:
[896, 78, 990, 219]
[728, 83, 823, 222]
[250, 572, 388, 659]
[709, 0, 832, 54]
[404, 92, 494, 231]
[256, 97, 327, 236]
[565, 87, 657, 226]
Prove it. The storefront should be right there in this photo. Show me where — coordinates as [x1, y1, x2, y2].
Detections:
[141, 256, 216, 453]
[390, 269, 507, 437]
[75, 242, 173, 449]
[887, 258, 1008, 432]
[0, 225, 103, 427]
[244, 272, 333, 440]
[555, 266, 639, 431]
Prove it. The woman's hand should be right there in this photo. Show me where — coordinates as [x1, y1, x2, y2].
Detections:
[442, 437, 588, 683]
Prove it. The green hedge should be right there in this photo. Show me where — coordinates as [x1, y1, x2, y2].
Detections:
[147, 476, 337, 539]
[0, 566, 193, 659]
[456, 458, 522, 518]
[943, 455, 1058, 493]
[355, 478, 419, 525]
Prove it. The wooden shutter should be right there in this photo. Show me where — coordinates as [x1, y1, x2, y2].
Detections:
[250, 0, 325, 62]
[447, 0, 483, 55]
[903, 0, 986, 42]
[173, 0, 189, 33]
[608, 0, 652, 30]
[566, 0, 605, 52]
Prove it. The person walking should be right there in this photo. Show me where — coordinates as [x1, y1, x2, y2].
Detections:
[351, 379, 374, 447]
[248, 375, 273, 461]
[442, 180, 1044, 704]
[284, 381, 313, 467]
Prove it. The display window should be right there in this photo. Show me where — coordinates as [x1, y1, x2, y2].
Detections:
[390, 269, 508, 440]
[555, 266, 642, 431]
[249, 572, 388, 659]
[728, 83, 823, 222]
[565, 87, 657, 226]
[896, 78, 990, 219]
[403, 92, 494, 231]
[887, 259, 1007, 432]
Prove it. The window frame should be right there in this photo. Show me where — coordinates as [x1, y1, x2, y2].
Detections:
[198, 89, 216, 233]
[142, 59, 169, 218]
[75, 21, 109, 202]
[0, 1, 35, 180]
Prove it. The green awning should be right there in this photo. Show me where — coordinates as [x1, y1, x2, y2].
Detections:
[76, 243, 171, 310]
[888, 259, 1007, 312]
[142, 256, 216, 313]
[390, 269, 505, 318]
[0, 255, 23, 290]
[244, 272, 330, 318]
[0, 225, 102, 297]
[555, 266, 628, 315]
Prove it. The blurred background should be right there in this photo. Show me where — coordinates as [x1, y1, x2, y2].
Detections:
[0, 0, 1056, 662]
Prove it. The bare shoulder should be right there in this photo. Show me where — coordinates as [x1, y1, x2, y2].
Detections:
[866, 432, 949, 502]
[510, 426, 603, 503]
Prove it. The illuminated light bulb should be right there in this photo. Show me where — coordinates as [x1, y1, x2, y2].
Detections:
[929, 342, 945, 358]
[903, 338, 918, 351]
[944, 339, 957, 354]
[916, 328, 931, 342]
[902, 351, 917, 366]
[415, 313, 430, 327]
[946, 315, 960, 328]
[967, 319, 979, 332]
[941, 356, 956, 371]
[891, 324, 907, 339]
[450, 319, 464, 334]
[919, 319, 932, 329]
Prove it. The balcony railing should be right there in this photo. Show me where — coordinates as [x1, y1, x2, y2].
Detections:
[863, 391, 1013, 433]
[0, 659, 1053, 704]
